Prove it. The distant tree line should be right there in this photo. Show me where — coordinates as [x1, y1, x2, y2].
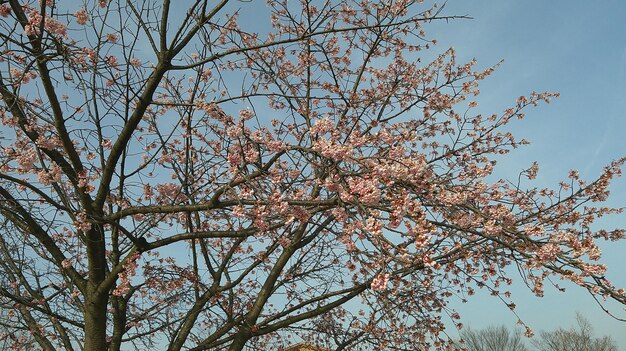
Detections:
[457, 313, 617, 351]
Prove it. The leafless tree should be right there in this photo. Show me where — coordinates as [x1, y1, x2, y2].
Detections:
[457, 325, 528, 351]
[532, 313, 617, 351]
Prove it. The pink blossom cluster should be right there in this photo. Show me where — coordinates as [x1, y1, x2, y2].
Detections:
[346, 177, 381, 205]
[371, 273, 390, 291]
[10, 68, 37, 84]
[113, 253, 141, 296]
[239, 108, 254, 121]
[156, 183, 187, 203]
[24, 7, 67, 37]
[37, 162, 62, 185]
[74, 8, 89, 25]
[0, 4, 11, 17]
[313, 138, 352, 160]
[74, 211, 92, 232]
[309, 117, 334, 135]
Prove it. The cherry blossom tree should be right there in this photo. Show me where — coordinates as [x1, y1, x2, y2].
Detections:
[0, 0, 625, 350]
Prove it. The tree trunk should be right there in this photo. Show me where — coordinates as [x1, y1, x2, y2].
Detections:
[228, 332, 250, 351]
[84, 292, 109, 351]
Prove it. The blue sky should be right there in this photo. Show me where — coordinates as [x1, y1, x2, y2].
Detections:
[428, 1, 626, 347]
